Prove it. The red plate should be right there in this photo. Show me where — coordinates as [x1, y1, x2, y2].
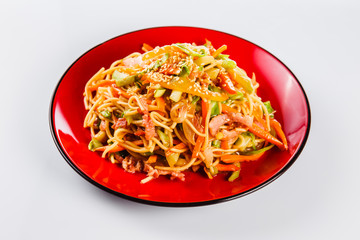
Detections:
[49, 26, 310, 206]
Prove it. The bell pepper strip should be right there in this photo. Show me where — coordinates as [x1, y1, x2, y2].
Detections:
[219, 71, 237, 94]
[88, 80, 115, 91]
[248, 123, 285, 150]
[142, 45, 182, 61]
[221, 151, 266, 163]
[270, 119, 288, 151]
[154, 75, 228, 102]
[227, 67, 254, 94]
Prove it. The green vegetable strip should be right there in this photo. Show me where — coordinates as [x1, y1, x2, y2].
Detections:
[228, 163, 240, 182]
[88, 138, 103, 151]
[243, 144, 274, 155]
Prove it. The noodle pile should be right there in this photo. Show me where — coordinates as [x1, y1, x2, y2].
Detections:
[83, 40, 288, 183]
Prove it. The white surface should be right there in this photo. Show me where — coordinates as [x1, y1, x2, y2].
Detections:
[1, 0, 359, 239]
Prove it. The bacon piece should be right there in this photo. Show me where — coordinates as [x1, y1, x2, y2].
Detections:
[209, 114, 230, 136]
[100, 120, 107, 131]
[122, 55, 143, 68]
[139, 98, 156, 140]
[227, 112, 253, 127]
[221, 129, 241, 141]
[134, 128, 146, 136]
[112, 118, 127, 129]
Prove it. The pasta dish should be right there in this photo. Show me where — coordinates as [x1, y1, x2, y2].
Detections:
[83, 40, 288, 183]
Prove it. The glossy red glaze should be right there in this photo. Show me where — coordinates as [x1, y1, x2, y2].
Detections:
[50, 27, 310, 206]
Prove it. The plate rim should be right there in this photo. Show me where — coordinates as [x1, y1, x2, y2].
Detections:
[49, 26, 311, 207]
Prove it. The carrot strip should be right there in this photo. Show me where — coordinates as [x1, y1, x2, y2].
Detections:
[155, 96, 166, 112]
[205, 39, 216, 55]
[112, 84, 132, 98]
[219, 71, 237, 94]
[212, 45, 227, 58]
[216, 163, 241, 171]
[221, 140, 231, 150]
[202, 99, 210, 125]
[142, 43, 154, 52]
[270, 119, 288, 151]
[203, 166, 213, 179]
[221, 152, 266, 163]
[88, 80, 115, 91]
[221, 104, 238, 113]
[248, 123, 285, 150]
[191, 136, 205, 159]
[166, 142, 188, 157]
[172, 142, 187, 150]
[146, 155, 157, 164]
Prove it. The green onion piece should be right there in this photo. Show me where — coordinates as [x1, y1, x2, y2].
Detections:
[210, 101, 220, 117]
[153, 53, 170, 70]
[208, 85, 222, 93]
[243, 144, 274, 155]
[166, 152, 180, 167]
[263, 101, 274, 118]
[169, 90, 182, 102]
[101, 110, 111, 119]
[112, 70, 128, 81]
[94, 130, 107, 143]
[191, 95, 200, 105]
[122, 110, 133, 125]
[229, 91, 244, 100]
[222, 59, 237, 69]
[143, 152, 154, 156]
[115, 75, 136, 87]
[212, 140, 221, 148]
[179, 64, 190, 77]
[216, 54, 230, 59]
[228, 162, 241, 182]
[210, 166, 218, 176]
[154, 88, 166, 97]
[88, 138, 103, 151]
[172, 43, 204, 57]
[156, 129, 170, 147]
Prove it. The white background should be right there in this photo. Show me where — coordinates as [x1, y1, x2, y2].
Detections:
[1, 0, 359, 239]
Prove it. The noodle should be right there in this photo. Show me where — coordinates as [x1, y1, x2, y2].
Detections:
[83, 40, 288, 183]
